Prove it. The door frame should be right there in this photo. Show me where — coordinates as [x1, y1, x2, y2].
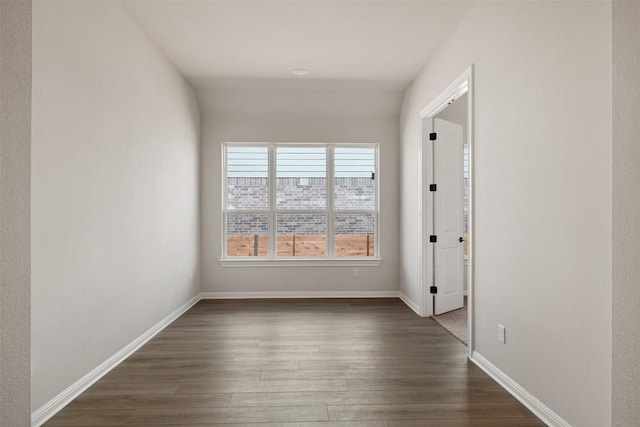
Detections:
[418, 65, 474, 357]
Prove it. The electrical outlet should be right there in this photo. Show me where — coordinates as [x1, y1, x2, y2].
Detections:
[353, 268, 359, 278]
[498, 324, 506, 343]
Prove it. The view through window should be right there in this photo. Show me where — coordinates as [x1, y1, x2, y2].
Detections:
[224, 144, 378, 259]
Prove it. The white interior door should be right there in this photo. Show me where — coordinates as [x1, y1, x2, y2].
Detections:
[433, 118, 464, 315]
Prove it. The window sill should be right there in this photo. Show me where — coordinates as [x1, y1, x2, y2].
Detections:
[219, 258, 383, 268]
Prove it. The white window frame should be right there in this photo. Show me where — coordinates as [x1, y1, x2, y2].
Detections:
[220, 142, 382, 267]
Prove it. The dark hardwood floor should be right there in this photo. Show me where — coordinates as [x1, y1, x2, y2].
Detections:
[44, 298, 544, 426]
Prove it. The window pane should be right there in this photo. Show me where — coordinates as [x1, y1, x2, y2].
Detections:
[334, 147, 376, 210]
[276, 213, 326, 257]
[276, 147, 326, 210]
[226, 146, 268, 210]
[226, 213, 268, 257]
[334, 213, 375, 257]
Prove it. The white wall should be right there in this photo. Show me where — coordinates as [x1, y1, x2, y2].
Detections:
[199, 81, 400, 294]
[400, 2, 611, 426]
[612, 0, 640, 425]
[0, 0, 31, 424]
[31, 1, 200, 411]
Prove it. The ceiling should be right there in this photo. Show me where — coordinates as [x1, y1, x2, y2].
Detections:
[122, 0, 475, 115]
[123, 1, 474, 83]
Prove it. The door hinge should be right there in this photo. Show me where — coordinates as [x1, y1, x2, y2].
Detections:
[429, 132, 437, 141]
[430, 286, 438, 294]
[429, 235, 437, 243]
[429, 184, 437, 191]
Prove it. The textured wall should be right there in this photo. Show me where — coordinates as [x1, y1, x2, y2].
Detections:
[31, 1, 200, 412]
[400, 2, 611, 425]
[228, 177, 375, 211]
[0, 0, 32, 425]
[612, 0, 640, 424]
[227, 213, 374, 236]
[227, 177, 375, 235]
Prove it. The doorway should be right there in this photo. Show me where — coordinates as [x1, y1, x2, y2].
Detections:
[419, 66, 473, 355]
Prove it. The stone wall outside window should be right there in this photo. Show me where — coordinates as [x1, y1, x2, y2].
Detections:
[226, 177, 375, 235]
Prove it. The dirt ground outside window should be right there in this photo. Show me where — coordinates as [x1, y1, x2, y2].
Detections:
[226, 234, 375, 257]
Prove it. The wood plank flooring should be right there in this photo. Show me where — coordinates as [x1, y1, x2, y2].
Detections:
[44, 298, 545, 426]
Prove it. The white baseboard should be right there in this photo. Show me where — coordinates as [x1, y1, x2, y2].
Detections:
[398, 292, 422, 316]
[200, 291, 399, 299]
[470, 351, 569, 427]
[31, 294, 201, 427]
[31, 290, 420, 426]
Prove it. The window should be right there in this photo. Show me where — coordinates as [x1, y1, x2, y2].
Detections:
[223, 143, 379, 262]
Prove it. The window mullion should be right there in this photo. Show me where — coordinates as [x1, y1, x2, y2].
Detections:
[222, 144, 228, 259]
[268, 144, 276, 258]
[327, 145, 335, 258]
[375, 145, 380, 258]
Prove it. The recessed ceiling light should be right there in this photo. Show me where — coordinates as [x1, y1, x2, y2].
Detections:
[292, 69, 309, 76]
